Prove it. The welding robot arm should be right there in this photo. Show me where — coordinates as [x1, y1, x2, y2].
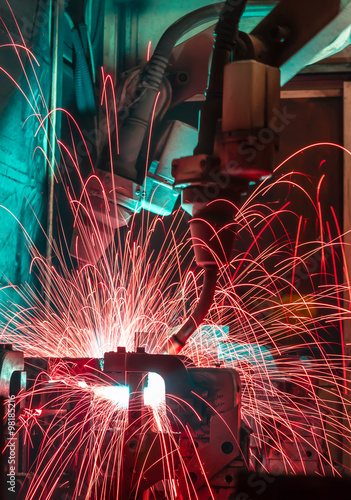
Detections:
[164, 0, 280, 354]
[72, 1, 251, 343]
[116, 0, 254, 355]
[72, 0, 351, 352]
[163, 0, 251, 354]
[146, 0, 351, 354]
[111, 2, 231, 183]
[70, 2, 229, 262]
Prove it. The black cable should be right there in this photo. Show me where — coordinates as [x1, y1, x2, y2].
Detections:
[194, 0, 249, 155]
[164, 266, 218, 354]
[163, 1, 250, 354]
[114, 3, 227, 182]
[153, 3, 225, 61]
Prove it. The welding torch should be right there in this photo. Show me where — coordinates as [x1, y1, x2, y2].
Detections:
[77, 0, 280, 353]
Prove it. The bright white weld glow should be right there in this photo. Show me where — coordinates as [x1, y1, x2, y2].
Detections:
[94, 385, 130, 408]
[144, 372, 166, 409]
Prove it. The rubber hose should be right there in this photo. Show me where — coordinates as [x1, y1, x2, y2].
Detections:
[194, 0, 249, 155]
[71, 26, 96, 115]
[115, 3, 227, 182]
[152, 2, 225, 61]
[164, 266, 218, 354]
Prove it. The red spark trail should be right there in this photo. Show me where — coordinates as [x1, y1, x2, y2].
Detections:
[1, 14, 351, 496]
[147, 41, 152, 62]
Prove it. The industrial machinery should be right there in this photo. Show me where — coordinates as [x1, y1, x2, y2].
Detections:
[0, 343, 335, 498]
[1, 345, 247, 498]
[70, 0, 351, 356]
[1, 0, 351, 498]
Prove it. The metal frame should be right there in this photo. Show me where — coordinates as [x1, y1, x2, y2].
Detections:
[46, 0, 65, 264]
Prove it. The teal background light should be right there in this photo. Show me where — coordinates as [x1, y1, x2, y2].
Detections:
[0, 2, 51, 320]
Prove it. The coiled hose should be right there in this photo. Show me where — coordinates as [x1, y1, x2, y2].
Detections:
[70, 22, 96, 115]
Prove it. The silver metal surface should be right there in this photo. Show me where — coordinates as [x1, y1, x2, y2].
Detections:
[45, 0, 65, 308]
[0, 346, 25, 398]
